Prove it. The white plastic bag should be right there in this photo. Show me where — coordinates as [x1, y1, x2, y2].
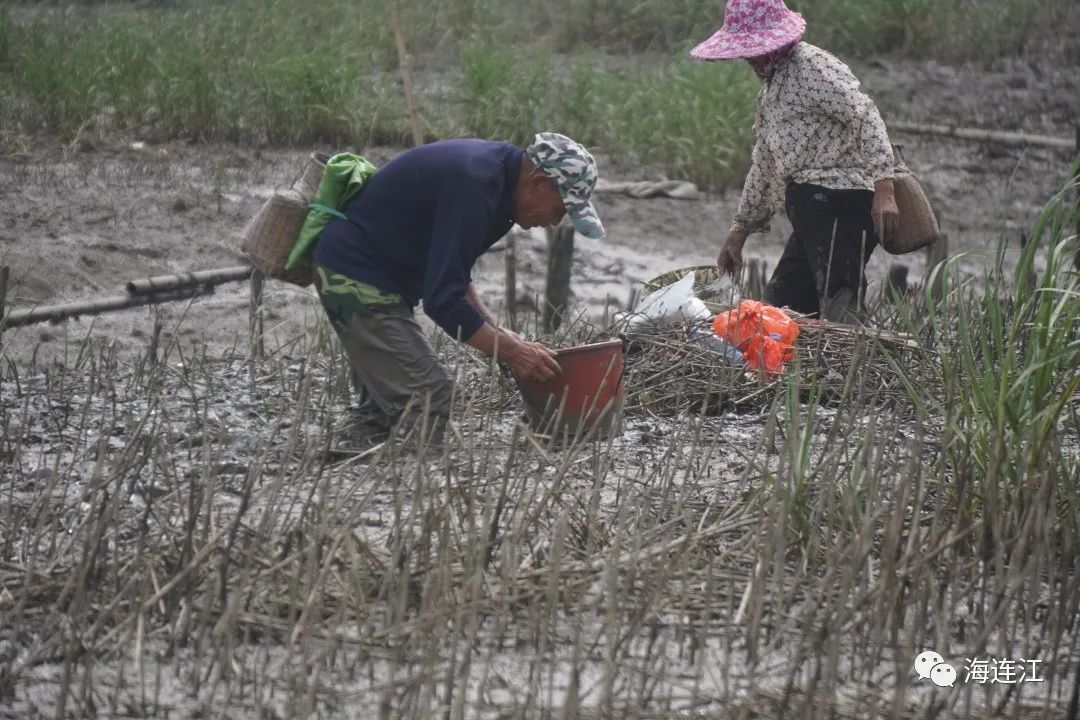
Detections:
[615, 272, 712, 333]
[632, 272, 703, 322]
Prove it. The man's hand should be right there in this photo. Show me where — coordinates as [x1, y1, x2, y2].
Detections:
[464, 324, 560, 381]
[504, 338, 561, 382]
[717, 231, 748, 278]
[872, 179, 900, 244]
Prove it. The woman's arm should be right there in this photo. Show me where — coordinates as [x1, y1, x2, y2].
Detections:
[730, 138, 779, 237]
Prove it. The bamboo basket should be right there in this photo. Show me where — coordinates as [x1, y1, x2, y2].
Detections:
[884, 146, 941, 255]
[239, 152, 331, 287]
[240, 189, 312, 287]
[292, 152, 330, 202]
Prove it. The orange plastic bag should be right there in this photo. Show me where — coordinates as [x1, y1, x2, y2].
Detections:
[712, 300, 799, 373]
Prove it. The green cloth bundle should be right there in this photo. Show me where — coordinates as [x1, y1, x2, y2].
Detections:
[285, 152, 378, 271]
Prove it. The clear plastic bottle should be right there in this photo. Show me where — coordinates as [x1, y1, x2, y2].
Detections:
[688, 325, 746, 367]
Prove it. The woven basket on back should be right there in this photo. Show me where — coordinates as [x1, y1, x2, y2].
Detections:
[240, 189, 312, 287]
[240, 152, 331, 287]
[884, 146, 941, 255]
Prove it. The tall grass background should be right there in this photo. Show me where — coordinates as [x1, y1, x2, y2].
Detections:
[0, 0, 1072, 187]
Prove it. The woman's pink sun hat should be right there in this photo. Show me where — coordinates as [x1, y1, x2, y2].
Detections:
[690, 0, 806, 61]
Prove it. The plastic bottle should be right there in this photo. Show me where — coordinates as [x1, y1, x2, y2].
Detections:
[688, 326, 746, 367]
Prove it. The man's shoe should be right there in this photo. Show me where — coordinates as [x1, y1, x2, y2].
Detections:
[329, 413, 390, 456]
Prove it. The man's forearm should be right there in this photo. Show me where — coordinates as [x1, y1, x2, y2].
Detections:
[465, 283, 498, 326]
[464, 322, 517, 361]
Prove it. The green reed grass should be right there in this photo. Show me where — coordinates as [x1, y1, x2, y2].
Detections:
[503, 0, 1068, 59]
[0, 2, 416, 145]
[459, 40, 759, 186]
[2, 0, 1071, 188]
[916, 171, 1079, 508]
[796, 0, 1068, 62]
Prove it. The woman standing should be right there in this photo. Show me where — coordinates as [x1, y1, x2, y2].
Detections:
[692, 0, 899, 320]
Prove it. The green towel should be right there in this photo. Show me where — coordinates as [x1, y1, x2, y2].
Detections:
[285, 152, 378, 271]
[315, 265, 410, 331]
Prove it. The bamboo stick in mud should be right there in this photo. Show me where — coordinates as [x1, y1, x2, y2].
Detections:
[0, 265, 9, 338]
[249, 268, 265, 359]
[505, 234, 517, 331]
[928, 233, 949, 305]
[393, 9, 424, 148]
[1074, 125, 1079, 272]
[890, 120, 1074, 151]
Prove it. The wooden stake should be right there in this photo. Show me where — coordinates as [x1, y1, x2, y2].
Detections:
[1073, 125, 1079, 272]
[928, 233, 949, 306]
[249, 268, 265, 359]
[504, 234, 517, 331]
[744, 258, 767, 300]
[543, 224, 575, 333]
[0, 265, 9, 339]
[148, 307, 163, 366]
[1020, 232, 1036, 294]
[392, 9, 424, 148]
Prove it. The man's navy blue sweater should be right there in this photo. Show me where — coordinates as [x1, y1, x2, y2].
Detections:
[313, 139, 522, 341]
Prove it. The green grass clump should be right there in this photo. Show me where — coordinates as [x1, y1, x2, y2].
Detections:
[0, 1, 417, 145]
[509, 0, 1068, 59]
[459, 40, 759, 187]
[0, 2, 760, 186]
[794, 0, 1068, 61]
[0, 0, 1072, 186]
[919, 170, 1080, 519]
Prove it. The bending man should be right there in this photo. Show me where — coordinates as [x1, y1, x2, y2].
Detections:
[312, 133, 605, 447]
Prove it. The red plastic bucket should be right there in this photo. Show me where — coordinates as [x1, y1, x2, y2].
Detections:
[515, 339, 624, 441]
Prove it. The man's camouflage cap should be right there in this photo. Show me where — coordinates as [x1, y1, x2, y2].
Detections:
[525, 132, 605, 239]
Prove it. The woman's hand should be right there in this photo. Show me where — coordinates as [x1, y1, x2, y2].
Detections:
[872, 179, 900, 243]
[717, 231, 748, 278]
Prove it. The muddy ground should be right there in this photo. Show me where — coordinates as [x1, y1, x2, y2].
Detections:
[0, 52, 1077, 366]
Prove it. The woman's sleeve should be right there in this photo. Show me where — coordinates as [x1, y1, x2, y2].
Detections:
[731, 137, 780, 235]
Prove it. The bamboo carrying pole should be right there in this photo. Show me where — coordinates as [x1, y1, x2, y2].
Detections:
[392, 9, 424, 148]
[2, 264, 253, 330]
[890, 120, 1074, 151]
[126, 265, 252, 295]
[2, 287, 216, 329]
